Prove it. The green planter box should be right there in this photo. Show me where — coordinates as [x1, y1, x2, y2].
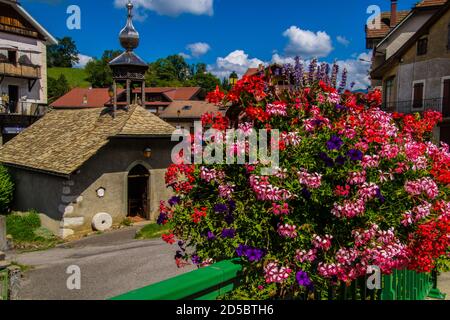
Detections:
[111, 260, 446, 301]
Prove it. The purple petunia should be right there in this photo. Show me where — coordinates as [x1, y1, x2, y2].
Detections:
[228, 200, 237, 212]
[347, 149, 363, 161]
[296, 270, 313, 289]
[335, 156, 347, 166]
[327, 135, 344, 151]
[222, 228, 236, 239]
[236, 244, 266, 262]
[214, 204, 228, 213]
[191, 254, 202, 265]
[224, 214, 235, 225]
[301, 188, 312, 200]
[207, 231, 216, 241]
[168, 196, 181, 207]
[157, 213, 167, 225]
[319, 152, 334, 167]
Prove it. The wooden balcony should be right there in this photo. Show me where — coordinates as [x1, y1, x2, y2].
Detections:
[0, 61, 41, 79]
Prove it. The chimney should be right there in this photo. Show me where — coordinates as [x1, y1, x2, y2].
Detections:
[390, 0, 398, 28]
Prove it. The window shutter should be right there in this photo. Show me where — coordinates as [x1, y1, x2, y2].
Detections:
[413, 83, 424, 109]
[443, 79, 450, 117]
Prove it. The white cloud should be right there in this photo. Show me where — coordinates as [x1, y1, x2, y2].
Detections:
[114, 0, 214, 17]
[186, 42, 211, 58]
[335, 52, 372, 90]
[179, 52, 191, 59]
[337, 36, 350, 47]
[271, 53, 295, 65]
[283, 26, 333, 58]
[74, 54, 93, 68]
[208, 50, 265, 79]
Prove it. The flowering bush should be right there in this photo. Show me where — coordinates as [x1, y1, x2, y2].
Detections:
[160, 60, 450, 299]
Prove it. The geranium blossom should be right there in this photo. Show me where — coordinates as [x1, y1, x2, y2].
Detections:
[160, 65, 450, 299]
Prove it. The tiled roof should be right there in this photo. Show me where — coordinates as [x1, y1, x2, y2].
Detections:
[366, 10, 411, 39]
[159, 100, 224, 119]
[51, 88, 119, 109]
[133, 87, 202, 100]
[366, 0, 448, 39]
[244, 68, 259, 77]
[0, 105, 174, 175]
[416, 0, 448, 8]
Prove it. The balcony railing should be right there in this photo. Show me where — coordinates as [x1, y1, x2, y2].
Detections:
[382, 98, 450, 117]
[0, 101, 47, 116]
[0, 61, 41, 79]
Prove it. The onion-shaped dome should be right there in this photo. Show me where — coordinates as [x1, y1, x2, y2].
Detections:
[119, 1, 139, 51]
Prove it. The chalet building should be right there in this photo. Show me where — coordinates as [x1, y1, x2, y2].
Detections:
[51, 86, 222, 132]
[367, 0, 447, 89]
[368, 0, 450, 143]
[0, 0, 57, 144]
[0, 1, 177, 238]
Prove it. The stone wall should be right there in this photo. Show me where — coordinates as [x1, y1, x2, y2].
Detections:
[0, 216, 6, 251]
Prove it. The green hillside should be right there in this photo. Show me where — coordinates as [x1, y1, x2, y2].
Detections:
[48, 67, 91, 88]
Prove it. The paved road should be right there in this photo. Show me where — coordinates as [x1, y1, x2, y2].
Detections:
[6, 226, 195, 300]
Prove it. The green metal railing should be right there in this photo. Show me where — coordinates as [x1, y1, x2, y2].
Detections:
[0, 269, 8, 301]
[111, 260, 446, 301]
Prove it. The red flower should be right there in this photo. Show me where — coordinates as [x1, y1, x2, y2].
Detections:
[192, 207, 208, 224]
[408, 217, 450, 273]
[207, 85, 225, 105]
[162, 233, 176, 245]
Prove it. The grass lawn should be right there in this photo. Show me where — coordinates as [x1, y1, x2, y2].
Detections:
[48, 67, 90, 88]
[135, 223, 170, 240]
[5, 211, 62, 252]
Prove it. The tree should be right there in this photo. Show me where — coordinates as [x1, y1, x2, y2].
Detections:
[85, 50, 121, 88]
[145, 55, 222, 92]
[0, 165, 13, 214]
[192, 72, 220, 93]
[47, 37, 80, 68]
[48, 74, 70, 104]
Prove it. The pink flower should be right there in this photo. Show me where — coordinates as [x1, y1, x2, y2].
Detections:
[297, 170, 322, 189]
[402, 202, 432, 226]
[357, 183, 379, 201]
[312, 234, 333, 251]
[278, 224, 298, 238]
[295, 249, 317, 263]
[361, 155, 380, 169]
[218, 183, 235, 199]
[200, 167, 225, 183]
[266, 102, 288, 117]
[272, 203, 290, 216]
[250, 175, 293, 201]
[281, 132, 302, 147]
[404, 178, 439, 200]
[331, 199, 366, 219]
[264, 262, 292, 284]
[347, 171, 366, 185]
[380, 144, 399, 159]
[327, 92, 340, 104]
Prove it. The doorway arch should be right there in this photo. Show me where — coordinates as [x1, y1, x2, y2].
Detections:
[127, 164, 150, 220]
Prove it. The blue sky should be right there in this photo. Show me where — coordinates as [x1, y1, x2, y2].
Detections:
[22, 0, 420, 88]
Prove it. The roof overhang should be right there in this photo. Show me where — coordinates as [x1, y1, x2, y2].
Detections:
[1, 0, 58, 45]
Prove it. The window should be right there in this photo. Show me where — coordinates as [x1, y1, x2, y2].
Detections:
[413, 82, 425, 109]
[417, 37, 428, 56]
[383, 78, 395, 111]
[448, 23, 450, 50]
[7, 50, 16, 64]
